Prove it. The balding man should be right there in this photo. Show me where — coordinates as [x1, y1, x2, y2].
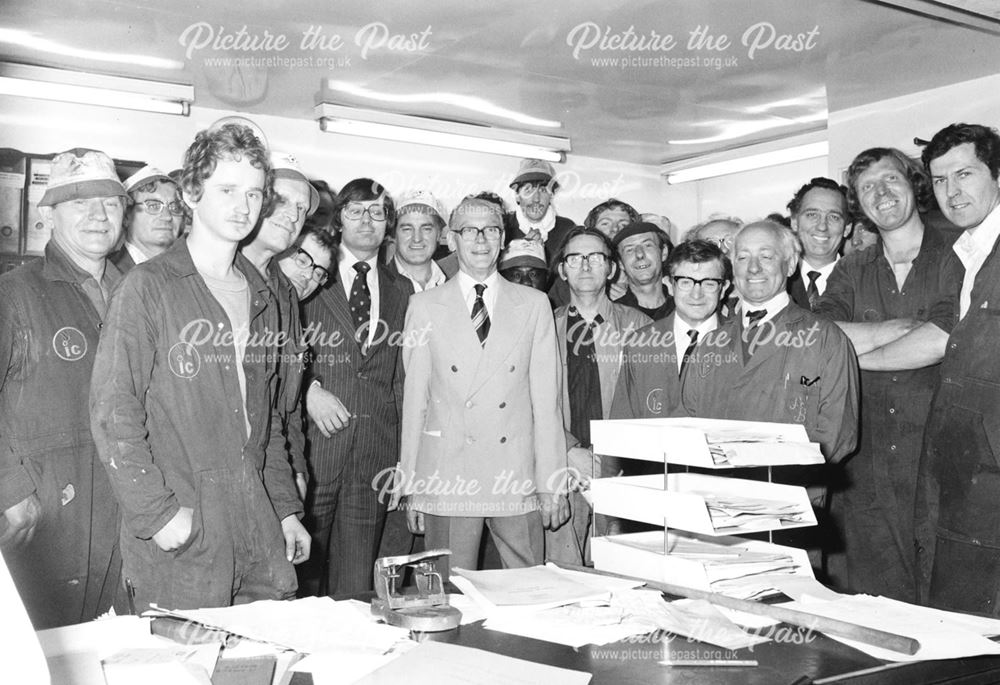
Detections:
[683, 220, 859, 464]
[396, 196, 569, 579]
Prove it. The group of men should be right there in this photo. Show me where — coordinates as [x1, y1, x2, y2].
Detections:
[1, 119, 999, 631]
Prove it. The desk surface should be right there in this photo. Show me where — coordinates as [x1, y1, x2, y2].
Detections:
[424, 619, 1000, 685]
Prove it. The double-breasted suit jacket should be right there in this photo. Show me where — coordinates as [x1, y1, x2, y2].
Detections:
[399, 276, 566, 517]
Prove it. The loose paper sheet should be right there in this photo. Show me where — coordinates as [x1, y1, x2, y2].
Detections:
[352, 640, 591, 685]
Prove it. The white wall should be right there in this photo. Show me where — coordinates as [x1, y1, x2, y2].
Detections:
[828, 73, 1000, 179]
[0, 96, 832, 245]
[0, 98, 664, 227]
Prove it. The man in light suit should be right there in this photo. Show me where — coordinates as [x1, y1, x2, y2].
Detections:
[299, 178, 411, 596]
[396, 196, 569, 579]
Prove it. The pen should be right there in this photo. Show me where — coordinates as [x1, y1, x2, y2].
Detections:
[126, 578, 137, 615]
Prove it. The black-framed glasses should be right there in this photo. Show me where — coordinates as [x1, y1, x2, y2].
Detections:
[292, 248, 330, 285]
[672, 276, 725, 293]
[453, 225, 503, 242]
[564, 252, 610, 269]
[137, 199, 185, 217]
[343, 203, 387, 221]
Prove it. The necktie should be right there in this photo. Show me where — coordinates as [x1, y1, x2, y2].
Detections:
[471, 283, 490, 346]
[806, 270, 821, 310]
[349, 262, 371, 347]
[679, 329, 698, 377]
[742, 309, 767, 358]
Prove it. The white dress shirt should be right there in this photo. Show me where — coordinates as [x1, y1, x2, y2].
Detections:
[799, 258, 838, 298]
[740, 291, 790, 328]
[457, 270, 500, 318]
[953, 204, 1000, 319]
[338, 247, 380, 348]
[395, 257, 447, 293]
[673, 314, 719, 373]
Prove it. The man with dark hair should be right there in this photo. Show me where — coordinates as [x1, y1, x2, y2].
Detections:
[279, 224, 336, 302]
[584, 199, 641, 240]
[110, 166, 184, 272]
[683, 221, 859, 465]
[787, 177, 850, 310]
[611, 239, 729, 422]
[91, 124, 310, 613]
[548, 227, 650, 563]
[612, 221, 674, 321]
[506, 159, 576, 262]
[300, 177, 411, 596]
[0, 148, 126, 628]
[916, 123, 1000, 615]
[396, 196, 568, 580]
[816, 147, 961, 602]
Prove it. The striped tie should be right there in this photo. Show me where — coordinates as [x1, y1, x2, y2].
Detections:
[471, 283, 490, 346]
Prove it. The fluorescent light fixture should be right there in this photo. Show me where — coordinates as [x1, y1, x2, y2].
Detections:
[0, 28, 184, 70]
[664, 142, 828, 184]
[324, 80, 562, 129]
[315, 103, 570, 162]
[0, 63, 192, 115]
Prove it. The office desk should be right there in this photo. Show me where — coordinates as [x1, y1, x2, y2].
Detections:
[423, 618, 1000, 684]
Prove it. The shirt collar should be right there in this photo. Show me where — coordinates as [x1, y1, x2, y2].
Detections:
[42, 240, 120, 290]
[799, 257, 838, 281]
[674, 311, 718, 339]
[338, 246, 379, 285]
[740, 291, 789, 327]
[954, 203, 1000, 266]
[395, 257, 446, 291]
[125, 241, 151, 265]
[568, 293, 614, 324]
[457, 269, 499, 298]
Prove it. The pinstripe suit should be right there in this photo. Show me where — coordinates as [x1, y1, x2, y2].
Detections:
[299, 263, 410, 596]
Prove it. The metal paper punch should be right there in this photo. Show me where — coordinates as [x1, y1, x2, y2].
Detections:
[371, 549, 462, 632]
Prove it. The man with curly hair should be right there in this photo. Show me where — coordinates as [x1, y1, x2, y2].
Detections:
[815, 148, 961, 602]
[91, 123, 310, 612]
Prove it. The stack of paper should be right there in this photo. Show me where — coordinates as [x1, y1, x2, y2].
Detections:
[695, 492, 808, 531]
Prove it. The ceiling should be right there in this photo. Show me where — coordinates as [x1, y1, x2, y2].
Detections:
[2, 0, 999, 166]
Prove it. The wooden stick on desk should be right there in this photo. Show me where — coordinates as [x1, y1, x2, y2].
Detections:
[554, 563, 921, 656]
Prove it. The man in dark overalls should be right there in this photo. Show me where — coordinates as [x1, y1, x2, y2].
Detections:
[91, 124, 310, 612]
[916, 123, 1000, 616]
[0, 148, 126, 627]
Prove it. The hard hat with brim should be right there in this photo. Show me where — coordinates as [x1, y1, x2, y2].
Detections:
[271, 151, 319, 215]
[38, 148, 127, 207]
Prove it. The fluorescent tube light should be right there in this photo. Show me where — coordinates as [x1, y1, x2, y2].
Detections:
[0, 63, 192, 116]
[315, 103, 570, 162]
[664, 142, 828, 184]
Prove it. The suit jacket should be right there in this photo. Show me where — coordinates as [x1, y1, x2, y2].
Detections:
[682, 302, 859, 464]
[302, 264, 411, 484]
[787, 269, 810, 310]
[399, 276, 566, 516]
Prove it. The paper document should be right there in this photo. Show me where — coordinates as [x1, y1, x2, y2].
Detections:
[782, 593, 1000, 662]
[147, 597, 411, 656]
[451, 565, 613, 610]
[352, 640, 591, 685]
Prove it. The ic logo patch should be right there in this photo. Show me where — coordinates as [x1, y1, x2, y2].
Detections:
[645, 388, 663, 415]
[52, 327, 87, 361]
[168, 342, 201, 379]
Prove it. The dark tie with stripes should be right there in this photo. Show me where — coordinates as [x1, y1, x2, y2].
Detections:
[349, 262, 371, 348]
[806, 270, 821, 310]
[471, 283, 490, 346]
[680, 328, 698, 377]
[742, 309, 767, 358]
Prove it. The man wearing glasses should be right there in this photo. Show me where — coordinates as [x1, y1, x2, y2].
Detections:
[278, 225, 336, 302]
[110, 166, 184, 272]
[300, 178, 411, 596]
[787, 178, 850, 311]
[611, 239, 729, 422]
[506, 158, 576, 263]
[547, 227, 650, 564]
[395, 196, 568, 579]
